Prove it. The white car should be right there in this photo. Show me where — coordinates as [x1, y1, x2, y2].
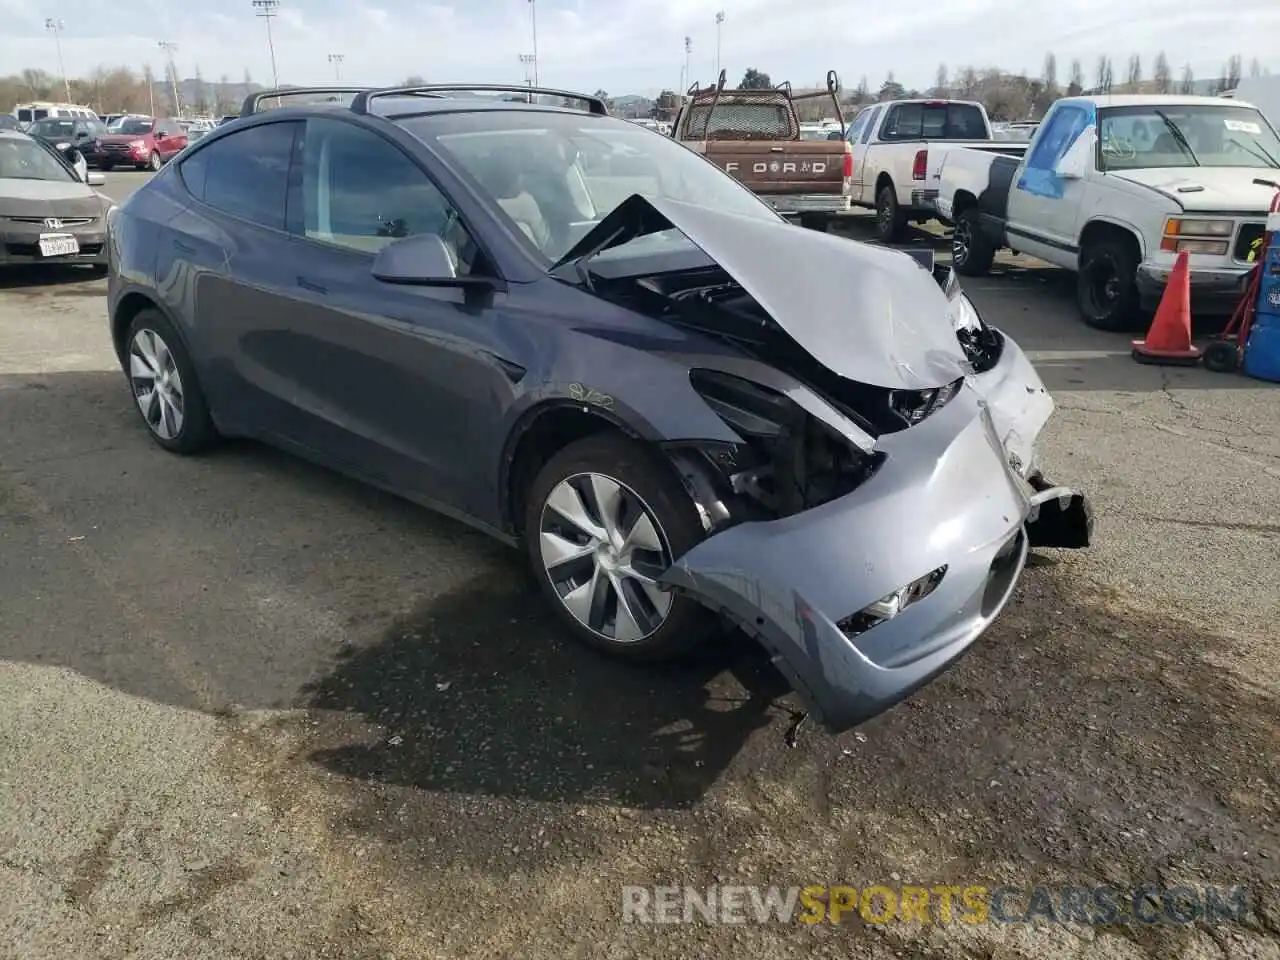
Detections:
[935, 94, 1280, 329]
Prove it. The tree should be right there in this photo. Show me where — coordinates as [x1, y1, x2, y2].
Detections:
[1153, 52, 1171, 94]
[1126, 54, 1141, 89]
[592, 88, 613, 110]
[739, 68, 771, 89]
[141, 64, 157, 115]
[958, 66, 979, 99]
[1067, 59, 1084, 97]
[1042, 53, 1057, 94]
[1225, 54, 1242, 90]
[193, 65, 209, 114]
[1096, 56, 1113, 93]
[217, 74, 232, 113]
[1179, 63, 1195, 95]
[933, 63, 948, 97]
[402, 75, 426, 85]
[854, 75, 869, 103]
[878, 71, 905, 102]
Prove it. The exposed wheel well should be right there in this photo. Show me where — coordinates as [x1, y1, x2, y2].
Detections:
[952, 190, 978, 218]
[111, 292, 160, 361]
[1078, 220, 1141, 265]
[504, 405, 634, 538]
[875, 172, 894, 197]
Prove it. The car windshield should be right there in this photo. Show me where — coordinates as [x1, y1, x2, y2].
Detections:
[0, 137, 73, 181]
[27, 118, 77, 139]
[116, 118, 154, 134]
[1099, 104, 1280, 170]
[406, 109, 783, 264]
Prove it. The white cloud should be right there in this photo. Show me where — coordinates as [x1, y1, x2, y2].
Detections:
[1, 0, 1275, 97]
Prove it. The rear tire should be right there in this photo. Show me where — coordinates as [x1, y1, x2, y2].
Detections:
[875, 184, 906, 243]
[952, 207, 996, 276]
[1077, 237, 1141, 331]
[524, 433, 715, 662]
[122, 309, 219, 455]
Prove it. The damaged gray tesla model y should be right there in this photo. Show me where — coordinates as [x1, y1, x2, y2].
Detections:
[106, 84, 1093, 732]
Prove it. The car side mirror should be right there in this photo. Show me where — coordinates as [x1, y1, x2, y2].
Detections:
[86, 172, 105, 187]
[370, 233, 490, 289]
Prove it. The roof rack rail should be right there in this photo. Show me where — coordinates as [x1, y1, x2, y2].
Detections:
[350, 84, 609, 116]
[239, 86, 375, 118]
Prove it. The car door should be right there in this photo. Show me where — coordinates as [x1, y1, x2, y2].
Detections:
[262, 115, 523, 513]
[160, 119, 320, 443]
[1007, 102, 1094, 260]
[156, 121, 188, 160]
[849, 105, 882, 204]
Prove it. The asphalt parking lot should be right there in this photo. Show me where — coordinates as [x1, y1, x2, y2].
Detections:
[2, 169, 1278, 959]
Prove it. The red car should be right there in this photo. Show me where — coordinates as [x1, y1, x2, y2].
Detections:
[95, 116, 188, 172]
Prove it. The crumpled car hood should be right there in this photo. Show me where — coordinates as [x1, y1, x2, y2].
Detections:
[561, 194, 971, 391]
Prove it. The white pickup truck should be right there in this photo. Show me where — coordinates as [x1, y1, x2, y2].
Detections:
[844, 98, 1023, 242]
[935, 94, 1280, 329]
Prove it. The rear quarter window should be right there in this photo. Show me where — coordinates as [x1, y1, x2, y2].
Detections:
[179, 121, 300, 230]
[881, 103, 986, 141]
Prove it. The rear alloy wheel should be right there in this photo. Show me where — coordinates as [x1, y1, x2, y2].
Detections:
[952, 207, 995, 276]
[875, 184, 905, 243]
[525, 434, 714, 661]
[124, 310, 219, 454]
[148, 151, 162, 172]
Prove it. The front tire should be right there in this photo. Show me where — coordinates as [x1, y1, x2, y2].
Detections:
[122, 309, 219, 454]
[874, 184, 906, 243]
[525, 433, 715, 661]
[148, 151, 162, 172]
[952, 207, 995, 276]
[1077, 237, 1141, 331]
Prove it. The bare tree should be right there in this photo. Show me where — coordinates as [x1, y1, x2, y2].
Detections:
[1179, 63, 1195, 95]
[192, 65, 209, 114]
[1153, 52, 1171, 93]
[217, 74, 232, 113]
[1126, 54, 1141, 89]
[934, 63, 948, 96]
[959, 66, 980, 99]
[1067, 59, 1084, 96]
[854, 75, 869, 103]
[1096, 56, 1114, 93]
[1226, 54, 1242, 90]
[1042, 52, 1057, 94]
[1249, 57, 1262, 78]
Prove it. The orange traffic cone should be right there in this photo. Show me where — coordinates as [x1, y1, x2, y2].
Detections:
[1132, 251, 1201, 366]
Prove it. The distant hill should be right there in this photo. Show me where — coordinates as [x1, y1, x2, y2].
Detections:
[148, 77, 265, 115]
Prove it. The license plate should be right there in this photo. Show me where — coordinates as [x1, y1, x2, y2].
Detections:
[38, 233, 80, 258]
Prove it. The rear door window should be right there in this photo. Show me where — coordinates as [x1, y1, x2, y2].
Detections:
[881, 103, 986, 141]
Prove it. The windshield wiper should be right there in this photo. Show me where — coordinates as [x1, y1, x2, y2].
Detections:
[1152, 109, 1199, 165]
[1228, 137, 1280, 170]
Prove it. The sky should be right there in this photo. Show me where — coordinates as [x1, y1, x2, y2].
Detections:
[2, 0, 1277, 98]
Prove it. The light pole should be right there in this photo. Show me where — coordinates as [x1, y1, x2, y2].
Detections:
[328, 53, 344, 81]
[45, 18, 72, 102]
[682, 36, 691, 92]
[527, 0, 539, 86]
[714, 11, 724, 79]
[158, 41, 182, 115]
[252, 0, 281, 89]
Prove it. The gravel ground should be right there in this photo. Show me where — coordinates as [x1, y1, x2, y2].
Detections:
[1, 193, 1277, 959]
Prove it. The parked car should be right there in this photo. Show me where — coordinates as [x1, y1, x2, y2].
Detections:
[23, 114, 110, 169]
[106, 83, 1091, 732]
[671, 71, 851, 230]
[0, 130, 110, 271]
[843, 98, 1021, 242]
[935, 94, 1280, 329]
[96, 116, 189, 171]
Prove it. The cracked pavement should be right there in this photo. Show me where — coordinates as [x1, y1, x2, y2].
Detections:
[1, 189, 1278, 959]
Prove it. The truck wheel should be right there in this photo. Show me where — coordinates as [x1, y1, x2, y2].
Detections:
[952, 208, 995, 276]
[1077, 238, 1141, 331]
[874, 185, 906, 243]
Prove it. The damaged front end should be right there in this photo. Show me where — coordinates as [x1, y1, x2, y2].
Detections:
[554, 194, 1092, 731]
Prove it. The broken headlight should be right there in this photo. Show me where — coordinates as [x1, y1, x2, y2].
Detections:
[688, 369, 883, 518]
[836, 565, 948, 638]
[947, 292, 1003, 374]
[889, 377, 963, 427]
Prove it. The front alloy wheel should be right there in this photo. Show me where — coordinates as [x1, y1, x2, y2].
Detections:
[129, 327, 185, 441]
[539, 473, 674, 644]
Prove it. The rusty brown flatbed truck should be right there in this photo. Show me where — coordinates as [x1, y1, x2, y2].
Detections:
[672, 70, 851, 229]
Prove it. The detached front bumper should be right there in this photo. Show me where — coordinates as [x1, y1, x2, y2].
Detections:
[663, 395, 1033, 732]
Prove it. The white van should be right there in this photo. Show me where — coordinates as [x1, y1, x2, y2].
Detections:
[13, 102, 100, 126]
